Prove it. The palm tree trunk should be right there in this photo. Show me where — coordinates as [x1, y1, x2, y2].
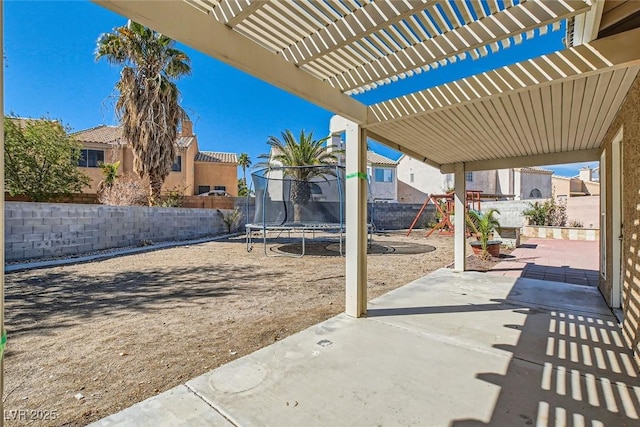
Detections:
[149, 173, 163, 205]
[293, 203, 304, 223]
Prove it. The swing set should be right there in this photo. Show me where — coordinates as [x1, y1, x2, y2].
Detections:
[406, 191, 482, 237]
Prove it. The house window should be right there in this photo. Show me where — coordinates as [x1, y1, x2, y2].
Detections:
[465, 171, 473, 182]
[213, 186, 226, 192]
[171, 155, 182, 172]
[409, 173, 414, 183]
[78, 149, 104, 168]
[375, 168, 393, 183]
[197, 185, 210, 195]
[529, 188, 542, 198]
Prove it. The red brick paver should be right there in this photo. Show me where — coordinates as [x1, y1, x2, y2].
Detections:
[489, 238, 599, 286]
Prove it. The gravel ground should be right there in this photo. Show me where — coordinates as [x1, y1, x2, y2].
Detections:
[3, 230, 495, 426]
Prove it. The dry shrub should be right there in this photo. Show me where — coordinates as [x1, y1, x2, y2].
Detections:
[98, 175, 148, 206]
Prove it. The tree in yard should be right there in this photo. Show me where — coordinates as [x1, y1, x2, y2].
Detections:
[96, 20, 191, 204]
[98, 161, 120, 194]
[256, 129, 339, 222]
[238, 153, 251, 187]
[238, 178, 250, 197]
[4, 116, 90, 202]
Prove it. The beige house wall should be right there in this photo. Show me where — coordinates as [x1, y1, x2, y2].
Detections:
[194, 162, 238, 196]
[77, 139, 236, 197]
[518, 170, 552, 199]
[77, 143, 124, 193]
[552, 176, 571, 198]
[162, 142, 199, 195]
[600, 74, 640, 363]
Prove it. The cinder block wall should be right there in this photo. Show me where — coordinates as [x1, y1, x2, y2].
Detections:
[481, 200, 533, 227]
[369, 203, 436, 230]
[5, 202, 235, 262]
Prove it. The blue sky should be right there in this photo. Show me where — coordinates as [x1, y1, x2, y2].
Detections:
[4, 1, 596, 178]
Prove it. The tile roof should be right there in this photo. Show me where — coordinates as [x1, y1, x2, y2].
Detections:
[177, 136, 196, 148]
[72, 125, 125, 145]
[516, 167, 553, 174]
[73, 125, 196, 148]
[195, 151, 238, 164]
[367, 151, 397, 166]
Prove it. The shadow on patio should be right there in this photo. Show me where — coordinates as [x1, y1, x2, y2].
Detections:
[91, 267, 639, 426]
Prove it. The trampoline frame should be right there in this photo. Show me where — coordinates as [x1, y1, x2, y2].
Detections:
[245, 222, 374, 257]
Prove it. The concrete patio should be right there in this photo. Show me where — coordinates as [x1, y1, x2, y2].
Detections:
[91, 267, 639, 426]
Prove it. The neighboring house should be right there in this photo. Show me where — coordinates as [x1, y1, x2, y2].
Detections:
[397, 155, 552, 203]
[552, 166, 600, 199]
[72, 121, 238, 196]
[326, 136, 398, 202]
[366, 151, 398, 202]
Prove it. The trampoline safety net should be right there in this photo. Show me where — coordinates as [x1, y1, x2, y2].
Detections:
[251, 165, 346, 227]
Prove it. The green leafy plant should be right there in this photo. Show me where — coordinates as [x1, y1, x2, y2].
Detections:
[156, 188, 184, 207]
[467, 209, 501, 260]
[238, 178, 251, 197]
[98, 161, 121, 193]
[568, 219, 584, 228]
[238, 153, 251, 188]
[219, 207, 242, 233]
[522, 193, 567, 226]
[4, 116, 91, 202]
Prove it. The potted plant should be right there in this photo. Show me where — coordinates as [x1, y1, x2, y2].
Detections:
[467, 209, 502, 259]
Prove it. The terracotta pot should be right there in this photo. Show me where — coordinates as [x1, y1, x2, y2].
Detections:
[470, 241, 501, 257]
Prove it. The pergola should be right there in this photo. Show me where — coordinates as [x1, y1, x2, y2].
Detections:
[92, 0, 640, 318]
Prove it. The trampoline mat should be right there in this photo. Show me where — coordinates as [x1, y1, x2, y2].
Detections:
[272, 241, 436, 257]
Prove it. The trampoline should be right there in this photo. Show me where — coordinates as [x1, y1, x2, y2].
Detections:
[246, 165, 374, 257]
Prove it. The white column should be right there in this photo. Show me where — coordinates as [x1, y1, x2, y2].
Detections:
[454, 163, 466, 271]
[345, 121, 367, 317]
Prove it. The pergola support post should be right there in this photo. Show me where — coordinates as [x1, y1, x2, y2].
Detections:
[344, 120, 368, 318]
[454, 163, 466, 272]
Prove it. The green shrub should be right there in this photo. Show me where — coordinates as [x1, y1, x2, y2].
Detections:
[522, 196, 567, 227]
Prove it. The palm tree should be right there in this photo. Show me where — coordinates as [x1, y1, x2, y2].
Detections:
[238, 153, 251, 187]
[257, 129, 339, 222]
[97, 161, 120, 194]
[96, 21, 191, 204]
[467, 208, 501, 260]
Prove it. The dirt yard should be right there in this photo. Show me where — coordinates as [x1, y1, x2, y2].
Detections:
[3, 231, 476, 426]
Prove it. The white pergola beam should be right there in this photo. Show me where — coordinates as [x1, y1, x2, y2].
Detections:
[440, 148, 600, 174]
[330, 0, 591, 93]
[572, 0, 605, 45]
[93, 0, 369, 125]
[224, 0, 266, 28]
[368, 26, 640, 125]
[283, 0, 441, 66]
[366, 130, 441, 170]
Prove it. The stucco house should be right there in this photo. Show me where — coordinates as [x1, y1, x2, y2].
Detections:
[552, 166, 601, 199]
[397, 155, 552, 203]
[72, 121, 238, 196]
[366, 151, 398, 202]
[327, 136, 398, 202]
